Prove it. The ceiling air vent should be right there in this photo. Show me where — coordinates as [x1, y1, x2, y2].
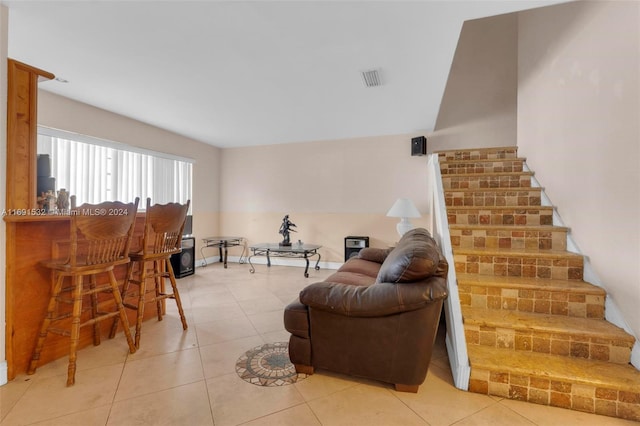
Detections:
[361, 69, 381, 87]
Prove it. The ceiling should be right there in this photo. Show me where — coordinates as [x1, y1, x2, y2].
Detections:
[4, 1, 562, 148]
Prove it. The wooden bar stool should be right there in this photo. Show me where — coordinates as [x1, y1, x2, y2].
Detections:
[110, 198, 190, 348]
[28, 198, 140, 386]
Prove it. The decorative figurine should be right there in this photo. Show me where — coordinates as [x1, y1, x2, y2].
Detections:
[57, 188, 70, 212]
[279, 214, 297, 246]
[46, 190, 57, 213]
[37, 192, 47, 211]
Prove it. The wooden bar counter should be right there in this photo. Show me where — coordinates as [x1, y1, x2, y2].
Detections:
[4, 213, 152, 380]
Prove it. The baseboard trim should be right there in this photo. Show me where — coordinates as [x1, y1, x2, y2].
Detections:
[0, 361, 7, 386]
[198, 255, 220, 268]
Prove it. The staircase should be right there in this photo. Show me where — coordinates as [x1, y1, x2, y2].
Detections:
[436, 146, 640, 422]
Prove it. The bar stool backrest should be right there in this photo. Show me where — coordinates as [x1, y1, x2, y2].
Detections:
[70, 198, 140, 268]
[141, 198, 191, 256]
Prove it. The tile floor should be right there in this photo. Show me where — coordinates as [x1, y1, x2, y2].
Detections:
[1, 263, 637, 425]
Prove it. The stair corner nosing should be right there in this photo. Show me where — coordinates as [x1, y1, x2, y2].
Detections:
[456, 275, 606, 295]
[462, 314, 633, 342]
[469, 361, 620, 390]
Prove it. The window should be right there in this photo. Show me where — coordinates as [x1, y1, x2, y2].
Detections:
[37, 127, 193, 208]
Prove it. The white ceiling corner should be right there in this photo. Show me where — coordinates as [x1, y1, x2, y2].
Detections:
[4, 0, 567, 148]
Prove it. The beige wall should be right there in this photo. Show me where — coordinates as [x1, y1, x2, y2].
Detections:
[35, 93, 434, 265]
[220, 134, 431, 262]
[37, 91, 222, 257]
[517, 1, 640, 338]
[430, 12, 518, 152]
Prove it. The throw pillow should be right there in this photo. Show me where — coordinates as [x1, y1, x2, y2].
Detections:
[376, 228, 441, 283]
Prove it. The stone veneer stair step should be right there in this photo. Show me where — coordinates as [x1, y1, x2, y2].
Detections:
[440, 158, 525, 175]
[449, 224, 568, 251]
[456, 273, 606, 295]
[454, 247, 584, 281]
[441, 171, 534, 190]
[457, 273, 605, 320]
[455, 246, 582, 259]
[467, 345, 640, 420]
[446, 206, 554, 226]
[462, 306, 634, 364]
[444, 187, 544, 208]
[437, 146, 518, 161]
[450, 224, 566, 231]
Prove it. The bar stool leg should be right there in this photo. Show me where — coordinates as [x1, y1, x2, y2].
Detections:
[154, 260, 164, 321]
[108, 269, 137, 354]
[28, 272, 65, 375]
[110, 261, 135, 339]
[133, 260, 148, 349]
[67, 275, 84, 386]
[89, 274, 101, 346]
[166, 260, 188, 331]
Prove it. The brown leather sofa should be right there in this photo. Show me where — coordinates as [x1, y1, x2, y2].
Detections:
[284, 228, 448, 392]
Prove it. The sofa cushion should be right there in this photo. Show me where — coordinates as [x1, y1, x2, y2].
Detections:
[376, 228, 442, 283]
[336, 258, 382, 278]
[357, 247, 392, 264]
[324, 271, 376, 287]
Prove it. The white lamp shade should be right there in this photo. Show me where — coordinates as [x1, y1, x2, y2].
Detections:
[386, 198, 421, 237]
[386, 198, 421, 218]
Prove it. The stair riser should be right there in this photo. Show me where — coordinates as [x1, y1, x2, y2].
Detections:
[438, 148, 518, 162]
[454, 254, 584, 281]
[464, 326, 632, 365]
[442, 174, 531, 190]
[447, 209, 553, 226]
[468, 368, 640, 422]
[440, 160, 524, 175]
[450, 229, 567, 251]
[445, 190, 542, 208]
[458, 284, 604, 319]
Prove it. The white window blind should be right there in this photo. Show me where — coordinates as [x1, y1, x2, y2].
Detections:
[37, 129, 193, 207]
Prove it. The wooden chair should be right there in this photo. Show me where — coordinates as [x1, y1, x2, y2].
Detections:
[28, 198, 140, 386]
[110, 198, 190, 348]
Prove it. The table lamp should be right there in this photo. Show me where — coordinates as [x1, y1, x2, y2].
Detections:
[386, 198, 421, 237]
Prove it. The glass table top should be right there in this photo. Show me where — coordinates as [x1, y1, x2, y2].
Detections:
[250, 243, 321, 252]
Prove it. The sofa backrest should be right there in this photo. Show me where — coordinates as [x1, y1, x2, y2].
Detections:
[376, 228, 448, 284]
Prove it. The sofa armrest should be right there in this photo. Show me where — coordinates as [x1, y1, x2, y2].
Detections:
[299, 278, 447, 317]
[357, 247, 392, 264]
[284, 299, 310, 338]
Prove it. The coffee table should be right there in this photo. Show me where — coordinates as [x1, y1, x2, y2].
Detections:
[248, 243, 322, 277]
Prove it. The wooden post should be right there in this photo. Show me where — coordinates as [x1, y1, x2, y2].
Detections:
[6, 59, 54, 209]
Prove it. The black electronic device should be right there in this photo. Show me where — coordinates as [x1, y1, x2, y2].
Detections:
[183, 214, 193, 236]
[344, 236, 369, 261]
[171, 236, 195, 278]
[411, 136, 427, 156]
[37, 154, 52, 177]
[36, 154, 56, 195]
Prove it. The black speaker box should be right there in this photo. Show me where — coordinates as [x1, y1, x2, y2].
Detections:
[171, 237, 195, 278]
[37, 154, 51, 177]
[344, 236, 369, 262]
[411, 136, 427, 156]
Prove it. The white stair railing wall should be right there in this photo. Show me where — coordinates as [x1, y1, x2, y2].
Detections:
[426, 154, 470, 390]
